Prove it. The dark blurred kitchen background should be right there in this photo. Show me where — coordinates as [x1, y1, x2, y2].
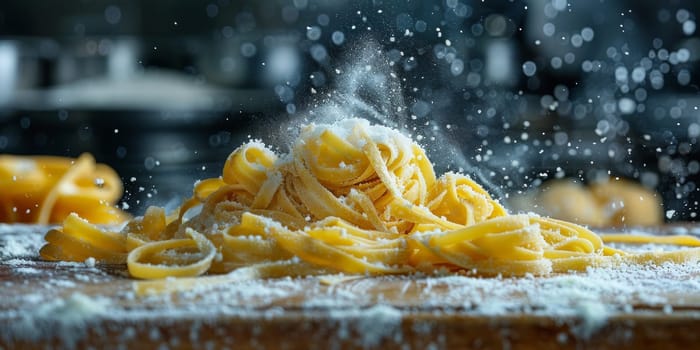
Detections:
[0, 0, 699, 221]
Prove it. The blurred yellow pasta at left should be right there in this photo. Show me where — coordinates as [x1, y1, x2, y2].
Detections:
[0, 153, 129, 225]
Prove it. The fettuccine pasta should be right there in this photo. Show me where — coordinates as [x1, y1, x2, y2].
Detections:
[0, 153, 128, 224]
[40, 119, 700, 280]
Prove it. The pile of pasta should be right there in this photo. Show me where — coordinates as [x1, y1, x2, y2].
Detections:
[40, 119, 700, 280]
[0, 153, 128, 225]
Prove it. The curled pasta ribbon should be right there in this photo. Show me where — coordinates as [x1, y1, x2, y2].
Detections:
[426, 173, 507, 226]
[41, 119, 700, 281]
[0, 153, 128, 224]
[40, 213, 127, 263]
[222, 142, 277, 192]
[127, 228, 216, 279]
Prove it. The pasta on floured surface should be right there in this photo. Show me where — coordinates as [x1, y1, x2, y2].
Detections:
[40, 119, 700, 279]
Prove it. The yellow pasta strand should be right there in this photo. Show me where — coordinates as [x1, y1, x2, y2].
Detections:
[600, 233, 700, 246]
[39, 118, 700, 282]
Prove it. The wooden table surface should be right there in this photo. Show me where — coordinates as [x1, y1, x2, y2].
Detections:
[2, 224, 700, 349]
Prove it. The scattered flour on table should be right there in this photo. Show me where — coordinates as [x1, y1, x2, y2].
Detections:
[2, 261, 700, 347]
[2, 293, 111, 348]
[571, 301, 610, 338]
[0, 224, 47, 260]
[329, 304, 403, 348]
